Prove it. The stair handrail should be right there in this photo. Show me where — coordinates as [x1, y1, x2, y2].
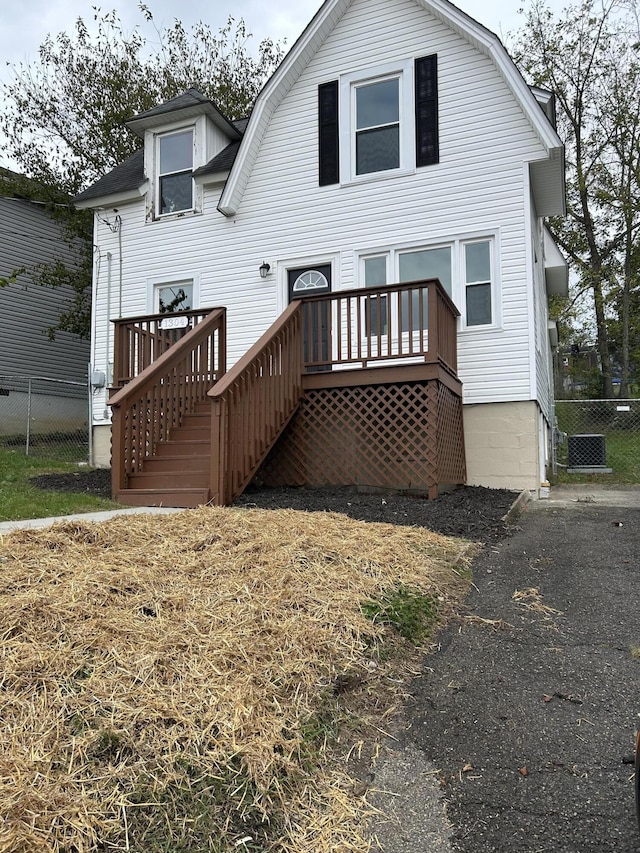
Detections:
[110, 307, 226, 498]
[208, 301, 303, 505]
[112, 307, 220, 388]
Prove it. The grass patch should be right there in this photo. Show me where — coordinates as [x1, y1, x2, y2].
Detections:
[0, 429, 88, 463]
[0, 448, 117, 521]
[0, 507, 473, 851]
[361, 584, 437, 644]
[631, 646, 640, 659]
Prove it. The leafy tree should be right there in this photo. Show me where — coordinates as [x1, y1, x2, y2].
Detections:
[511, 0, 640, 397]
[0, 5, 284, 338]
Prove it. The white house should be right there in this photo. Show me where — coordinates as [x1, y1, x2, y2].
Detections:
[75, 0, 567, 506]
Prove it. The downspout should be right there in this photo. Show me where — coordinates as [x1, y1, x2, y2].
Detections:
[106, 251, 113, 387]
[116, 215, 123, 318]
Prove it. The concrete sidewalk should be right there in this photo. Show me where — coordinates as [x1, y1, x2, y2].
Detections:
[540, 482, 640, 508]
[0, 505, 183, 535]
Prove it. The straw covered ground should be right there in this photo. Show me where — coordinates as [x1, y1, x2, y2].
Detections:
[0, 505, 475, 852]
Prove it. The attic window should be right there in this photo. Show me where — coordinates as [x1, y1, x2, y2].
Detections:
[355, 78, 400, 175]
[323, 56, 438, 186]
[158, 129, 193, 214]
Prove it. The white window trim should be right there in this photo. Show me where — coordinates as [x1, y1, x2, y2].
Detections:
[146, 274, 200, 314]
[339, 60, 415, 185]
[461, 238, 494, 330]
[355, 233, 501, 331]
[156, 127, 195, 217]
[144, 118, 205, 222]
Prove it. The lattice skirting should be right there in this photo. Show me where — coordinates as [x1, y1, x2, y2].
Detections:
[258, 379, 466, 496]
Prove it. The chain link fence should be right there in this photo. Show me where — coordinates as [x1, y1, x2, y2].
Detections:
[554, 399, 640, 482]
[0, 375, 90, 463]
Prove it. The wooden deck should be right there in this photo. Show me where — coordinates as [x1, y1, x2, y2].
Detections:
[108, 279, 466, 507]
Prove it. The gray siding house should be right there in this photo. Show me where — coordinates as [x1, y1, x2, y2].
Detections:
[0, 173, 90, 437]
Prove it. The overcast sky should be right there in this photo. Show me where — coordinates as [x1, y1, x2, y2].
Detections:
[1, 0, 564, 72]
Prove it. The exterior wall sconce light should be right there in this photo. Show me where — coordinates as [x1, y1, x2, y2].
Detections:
[259, 261, 271, 279]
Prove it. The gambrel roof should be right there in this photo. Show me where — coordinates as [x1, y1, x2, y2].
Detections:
[75, 0, 564, 217]
[217, 0, 565, 217]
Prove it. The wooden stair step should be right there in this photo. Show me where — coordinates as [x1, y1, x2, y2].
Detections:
[169, 426, 211, 442]
[113, 488, 210, 509]
[154, 440, 210, 457]
[180, 412, 211, 428]
[142, 455, 210, 473]
[127, 470, 210, 490]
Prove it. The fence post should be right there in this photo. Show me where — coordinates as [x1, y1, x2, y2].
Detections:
[25, 378, 32, 456]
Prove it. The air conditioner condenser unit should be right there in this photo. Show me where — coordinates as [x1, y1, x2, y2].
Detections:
[567, 433, 607, 468]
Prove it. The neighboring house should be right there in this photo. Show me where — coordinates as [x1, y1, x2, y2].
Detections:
[75, 0, 567, 507]
[0, 171, 89, 437]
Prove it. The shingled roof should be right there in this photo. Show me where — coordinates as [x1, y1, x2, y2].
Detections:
[126, 88, 241, 140]
[74, 149, 145, 205]
[74, 105, 248, 208]
[192, 117, 248, 178]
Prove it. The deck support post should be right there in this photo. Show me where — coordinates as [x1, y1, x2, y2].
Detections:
[210, 398, 227, 506]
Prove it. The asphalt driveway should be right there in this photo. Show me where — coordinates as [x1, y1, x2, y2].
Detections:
[371, 485, 640, 852]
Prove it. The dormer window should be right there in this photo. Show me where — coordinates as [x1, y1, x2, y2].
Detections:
[158, 129, 193, 214]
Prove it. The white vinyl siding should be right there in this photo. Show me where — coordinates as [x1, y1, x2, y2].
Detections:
[530, 196, 553, 421]
[90, 0, 551, 421]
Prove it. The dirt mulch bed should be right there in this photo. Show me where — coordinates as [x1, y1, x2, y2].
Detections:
[30, 469, 519, 543]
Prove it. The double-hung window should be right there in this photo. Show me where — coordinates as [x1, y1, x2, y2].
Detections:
[319, 56, 438, 186]
[363, 255, 390, 335]
[464, 241, 492, 326]
[355, 77, 400, 175]
[158, 129, 193, 215]
[344, 64, 411, 181]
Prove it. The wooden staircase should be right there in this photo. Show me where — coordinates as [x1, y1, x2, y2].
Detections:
[109, 303, 305, 509]
[113, 403, 212, 507]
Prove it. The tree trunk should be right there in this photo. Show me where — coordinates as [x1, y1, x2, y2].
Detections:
[592, 274, 613, 398]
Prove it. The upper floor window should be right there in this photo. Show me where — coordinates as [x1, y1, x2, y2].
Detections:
[355, 77, 400, 175]
[319, 55, 438, 186]
[158, 130, 193, 215]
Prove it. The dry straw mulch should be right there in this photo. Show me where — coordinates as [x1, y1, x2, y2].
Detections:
[0, 506, 472, 852]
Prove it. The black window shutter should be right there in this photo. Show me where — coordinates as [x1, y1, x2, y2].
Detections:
[415, 55, 439, 167]
[318, 81, 339, 186]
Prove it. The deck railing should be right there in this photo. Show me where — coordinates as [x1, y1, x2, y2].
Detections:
[112, 308, 220, 388]
[299, 278, 459, 374]
[109, 308, 226, 495]
[208, 302, 303, 505]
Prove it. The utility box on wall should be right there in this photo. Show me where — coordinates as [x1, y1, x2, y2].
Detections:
[567, 433, 607, 469]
